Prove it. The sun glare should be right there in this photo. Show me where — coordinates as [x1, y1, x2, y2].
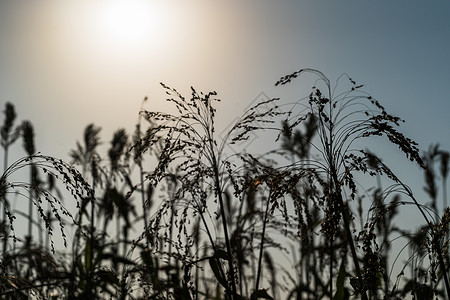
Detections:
[97, 0, 163, 49]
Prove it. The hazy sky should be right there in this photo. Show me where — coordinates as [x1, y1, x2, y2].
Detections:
[1, 1, 449, 227]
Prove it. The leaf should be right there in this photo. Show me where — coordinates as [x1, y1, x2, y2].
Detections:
[96, 269, 120, 286]
[209, 258, 227, 288]
[214, 284, 222, 300]
[250, 288, 274, 300]
[349, 277, 362, 294]
[334, 259, 348, 300]
[84, 238, 92, 270]
[214, 249, 229, 260]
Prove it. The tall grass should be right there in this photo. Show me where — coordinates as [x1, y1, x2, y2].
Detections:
[274, 68, 427, 298]
[0, 69, 449, 299]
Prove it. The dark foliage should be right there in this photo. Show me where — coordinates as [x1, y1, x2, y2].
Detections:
[0, 70, 449, 299]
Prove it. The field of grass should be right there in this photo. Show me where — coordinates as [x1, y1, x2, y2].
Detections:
[1, 69, 449, 299]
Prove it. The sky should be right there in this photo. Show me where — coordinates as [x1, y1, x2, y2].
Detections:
[1, 0, 450, 286]
[1, 1, 449, 153]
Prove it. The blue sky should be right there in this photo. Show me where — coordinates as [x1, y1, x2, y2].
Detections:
[1, 0, 449, 270]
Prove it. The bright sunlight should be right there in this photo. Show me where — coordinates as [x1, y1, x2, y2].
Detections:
[95, 0, 165, 49]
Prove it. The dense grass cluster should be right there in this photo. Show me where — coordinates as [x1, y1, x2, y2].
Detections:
[0, 69, 449, 299]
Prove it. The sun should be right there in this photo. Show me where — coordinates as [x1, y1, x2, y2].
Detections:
[96, 0, 164, 48]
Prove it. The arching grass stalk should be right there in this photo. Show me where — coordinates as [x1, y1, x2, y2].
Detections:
[359, 148, 450, 297]
[1, 154, 92, 252]
[132, 85, 238, 297]
[377, 157, 450, 298]
[276, 68, 424, 298]
[237, 158, 311, 298]
[132, 83, 283, 299]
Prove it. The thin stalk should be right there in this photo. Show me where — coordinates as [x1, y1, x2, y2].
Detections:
[336, 188, 367, 300]
[195, 236, 199, 300]
[444, 174, 449, 284]
[436, 238, 450, 300]
[396, 177, 450, 299]
[2, 147, 9, 254]
[211, 154, 237, 299]
[116, 213, 120, 253]
[304, 199, 313, 300]
[90, 180, 95, 269]
[27, 164, 33, 239]
[136, 117, 151, 246]
[38, 216, 43, 246]
[291, 246, 300, 299]
[236, 195, 247, 297]
[444, 175, 448, 212]
[444, 175, 448, 211]
[139, 161, 150, 246]
[202, 96, 237, 298]
[326, 96, 367, 300]
[329, 235, 333, 298]
[376, 175, 391, 297]
[167, 203, 174, 281]
[255, 190, 272, 291]
[69, 203, 83, 297]
[87, 177, 95, 298]
[197, 202, 228, 285]
[45, 210, 50, 250]
[121, 223, 129, 300]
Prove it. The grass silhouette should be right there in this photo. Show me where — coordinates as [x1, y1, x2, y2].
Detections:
[0, 69, 449, 299]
